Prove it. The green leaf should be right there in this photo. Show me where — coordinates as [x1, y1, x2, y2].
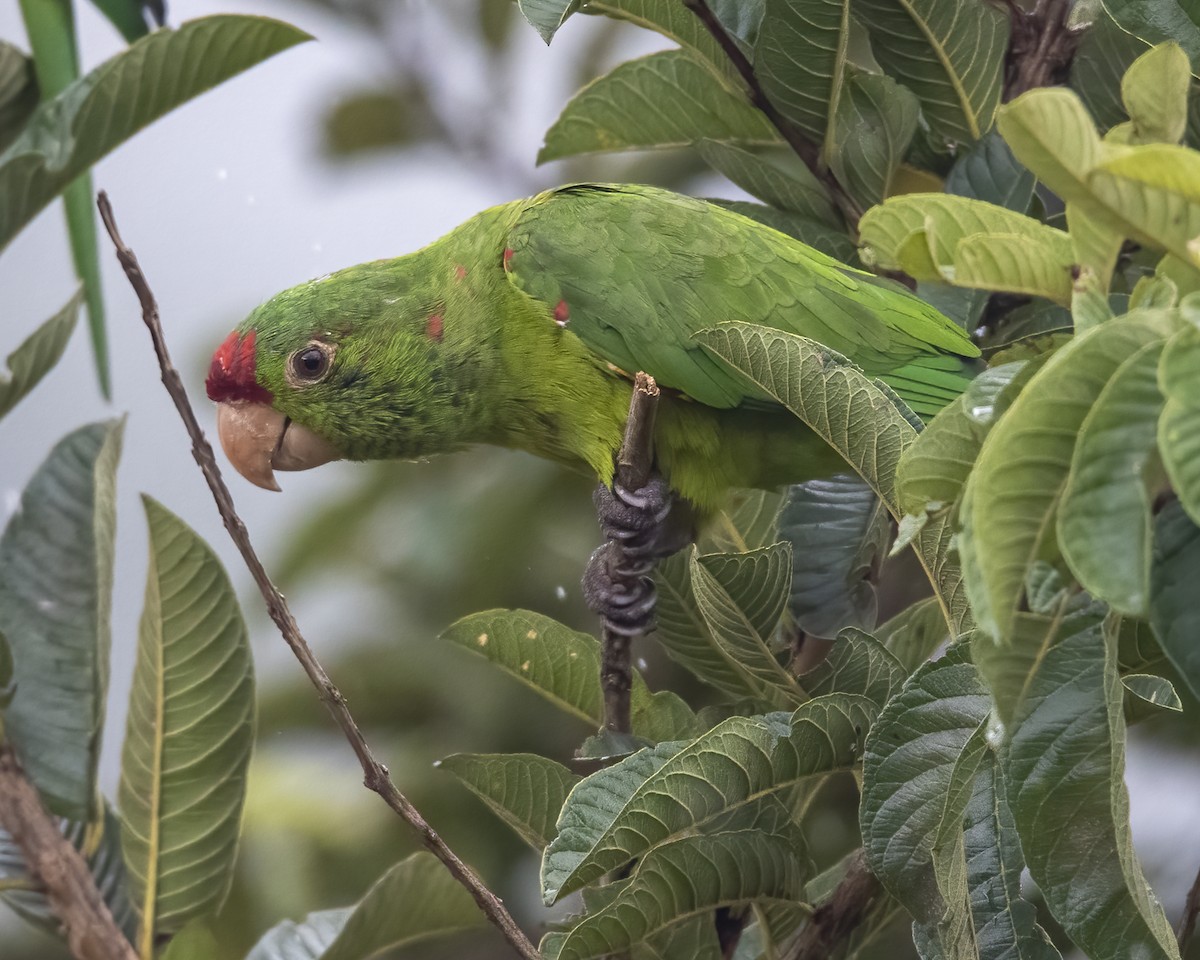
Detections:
[0, 15, 312, 254]
[581, 0, 731, 76]
[159, 920, 220, 960]
[1122, 673, 1183, 713]
[519, 0, 580, 43]
[120, 497, 255, 952]
[436, 753, 580, 850]
[246, 852, 487, 960]
[944, 129, 1035, 212]
[754, 0, 850, 144]
[697, 140, 839, 225]
[858, 194, 1075, 302]
[1103, 0, 1200, 65]
[852, 0, 1008, 143]
[708, 198, 856, 261]
[826, 69, 919, 209]
[0, 41, 38, 154]
[556, 828, 808, 960]
[691, 544, 800, 706]
[89, 0, 154, 42]
[1121, 42, 1191, 144]
[694, 322, 963, 629]
[1070, 8, 1151, 133]
[1149, 499, 1200, 701]
[542, 695, 876, 903]
[0, 802, 135, 942]
[0, 419, 121, 819]
[1003, 615, 1180, 960]
[0, 287, 79, 421]
[860, 647, 989, 927]
[538, 49, 777, 163]
[996, 87, 1104, 204]
[1159, 324, 1200, 526]
[780, 475, 889, 639]
[897, 361, 1023, 515]
[798, 627, 906, 706]
[960, 312, 1175, 641]
[441, 609, 698, 741]
[874, 596, 951, 671]
[1058, 339, 1167, 616]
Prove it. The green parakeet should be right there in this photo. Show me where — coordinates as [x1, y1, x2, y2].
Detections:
[207, 183, 980, 514]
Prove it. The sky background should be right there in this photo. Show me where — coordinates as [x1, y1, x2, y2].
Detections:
[1, 0, 1198, 952]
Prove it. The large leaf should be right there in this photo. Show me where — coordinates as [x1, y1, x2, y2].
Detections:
[1003, 616, 1180, 960]
[538, 49, 777, 163]
[1103, 0, 1200, 65]
[555, 828, 808, 960]
[694, 322, 963, 629]
[0, 287, 80, 421]
[780, 475, 889, 639]
[708, 198, 856, 260]
[542, 694, 876, 903]
[826, 69, 920, 210]
[1120, 41, 1191, 144]
[959, 311, 1176, 641]
[690, 543, 800, 706]
[120, 497, 255, 953]
[0, 15, 311, 253]
[1070, 9, 1151, 133]
[1149, 500, 1200, 701]
[944, 129, 1035, 212]
[852, 0, 1008, 143]
[754, 0, 850, 144]
[874, 596, 950, 670]
[798, 627, 906, 706]
[441, 609, 698, 742]
[436, 753, 579, 850]
[582, 0, 730, 75]
[0, 802, 135, 942]
[0, 419, 121, 819]
[698, 140, 839, 225]
[1159, 324, 1200, 525]
[246, 852, 487, 960]
[1058, 339, 1167, 616]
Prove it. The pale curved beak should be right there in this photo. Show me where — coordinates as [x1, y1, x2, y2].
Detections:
[215, 402, 342, 492]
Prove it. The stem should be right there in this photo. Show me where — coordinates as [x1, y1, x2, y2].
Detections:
[0, 742, 137, 960]
[786, 850, 881, 960]
[1178, 860, 1200, 955]
[680, 0, 863, 229]
[96, 192, 539, 960]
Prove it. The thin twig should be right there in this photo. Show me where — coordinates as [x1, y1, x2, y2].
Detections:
[0, 743, 137, 960]
[96, 192, 539, 960]
[601, 373, 661, 734]
[681, 0, 863, 229]
[1179, 860, 1200, 954]
[786, 850, 881, 960]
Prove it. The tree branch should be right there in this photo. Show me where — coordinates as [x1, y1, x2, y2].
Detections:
[681, 0, 863, 229]
[0, 742, 137, 960]
[998, 0, 1084, 100]
[1178, 860, 1200, 955]
[96, 192, 539, 960]
[786, 850, 881, 960]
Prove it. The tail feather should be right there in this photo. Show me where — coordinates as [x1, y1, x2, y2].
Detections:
[882, 355, 983, 419]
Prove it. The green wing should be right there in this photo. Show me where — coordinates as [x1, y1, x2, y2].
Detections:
[504, 183, 980, 417]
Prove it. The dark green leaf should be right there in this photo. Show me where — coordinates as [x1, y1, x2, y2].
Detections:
[0, 15, 312, 254]
[89, 0, 155, 42]
[1103, 0, 1200, 65]
[436, 753, 579, 850]
[707, 198, 856, 260]
[1071, 9, 1150, 133]
[799, 627, 906, 705]
[945, 129, 1035, 212]
[0, 288, 79, 421]
[1003, 616, 1179, 960]
[245, 853, 487, 960]
[582, 0, 731, 75]
[826, 69, 919, 209]
[538, 49, 777, 163]
[556, 828, 808, 960]
[1122, 673, 1183, 714]
[874, 596, 951, 670]
[0, 420, 121, 819]
[1158, 325, 1200, 527]
[697, 140, 839, 225]
[0, 41, 37, 153]
[755, 0, 851, 142]
[780, 475, 889, 639]
[120, 497, 255, 949]
[1149, 499, 1200, 701]
[853, 0, 1008, 143]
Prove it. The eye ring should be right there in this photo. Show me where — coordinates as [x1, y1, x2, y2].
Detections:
[287, 341, 334, 386]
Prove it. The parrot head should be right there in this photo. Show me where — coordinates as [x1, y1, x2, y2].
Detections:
[207, 263, 467, 490]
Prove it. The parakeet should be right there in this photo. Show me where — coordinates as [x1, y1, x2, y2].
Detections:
[206, 183, 980, 516]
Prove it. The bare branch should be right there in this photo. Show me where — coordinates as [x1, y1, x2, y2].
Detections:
[681, 0, 863, 229]
[999, 0, 1085, 100]
[786, 850, 882, 960]
[96, 192, 539, 960]
[0, 743, 137, 960]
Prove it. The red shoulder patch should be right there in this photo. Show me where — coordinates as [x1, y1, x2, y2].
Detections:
[426, 313, 444, 342]
[503, 248, 514, 272]
[206, 330, 273, 404]
[553, 300, 570, 326]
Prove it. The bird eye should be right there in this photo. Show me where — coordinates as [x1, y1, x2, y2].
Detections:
[289, 343, 332, 384]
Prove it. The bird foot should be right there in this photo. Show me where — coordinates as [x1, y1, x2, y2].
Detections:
[582, 541, 657, 637]
[593, 474, 683, 561]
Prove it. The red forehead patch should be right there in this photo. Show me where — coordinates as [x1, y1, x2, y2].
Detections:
[206, 330, 274, 404]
